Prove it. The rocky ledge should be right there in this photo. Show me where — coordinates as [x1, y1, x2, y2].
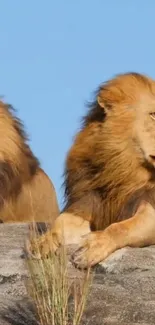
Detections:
[0, 223, 155, 325]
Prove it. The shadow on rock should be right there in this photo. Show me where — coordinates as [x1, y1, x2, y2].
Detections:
[1, 298, 39, 325]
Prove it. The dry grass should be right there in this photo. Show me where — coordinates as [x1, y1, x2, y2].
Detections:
[26, 225, 92, 325]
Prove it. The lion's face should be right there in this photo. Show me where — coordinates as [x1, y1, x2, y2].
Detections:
[98, 73, 155, 169]
[134, 94, 155, 167]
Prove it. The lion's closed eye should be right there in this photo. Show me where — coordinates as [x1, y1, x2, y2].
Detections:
[150, 112, 155, 120]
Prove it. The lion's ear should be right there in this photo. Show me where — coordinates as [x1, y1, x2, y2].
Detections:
[97, 95, 104, 108]
[97, 95, 110, 114]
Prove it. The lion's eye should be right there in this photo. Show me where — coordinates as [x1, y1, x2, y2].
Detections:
[150, 112, 155, 120]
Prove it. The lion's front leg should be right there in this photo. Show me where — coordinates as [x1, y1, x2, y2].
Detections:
[72, 201, 155, 269]
[26, 212, 90, 259]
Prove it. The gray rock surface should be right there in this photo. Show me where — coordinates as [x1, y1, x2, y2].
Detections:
[0, 223, 155, 325]
[0, 224, 30, 325]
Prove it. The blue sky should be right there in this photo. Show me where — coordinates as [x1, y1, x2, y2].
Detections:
[0, 1, 155, 208]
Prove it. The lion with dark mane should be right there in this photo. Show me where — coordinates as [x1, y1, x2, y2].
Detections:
[29, 72, 155, 269]
[0, 101, 59, 225]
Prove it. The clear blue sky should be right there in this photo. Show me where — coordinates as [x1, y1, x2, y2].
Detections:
[0, 1, 155, 208]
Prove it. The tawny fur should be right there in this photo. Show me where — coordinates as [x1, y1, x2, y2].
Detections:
[62, 73, 155, 229]
[0, 101, 59, 224]
[28, 72, 155, 268]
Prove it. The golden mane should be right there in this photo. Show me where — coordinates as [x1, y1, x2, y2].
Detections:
[0, 100, 59, 224]
[62, 72, 155, 230]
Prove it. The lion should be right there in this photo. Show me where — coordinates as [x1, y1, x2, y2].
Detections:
[0, 101, 59, 226]
[28, 72, 155, 269]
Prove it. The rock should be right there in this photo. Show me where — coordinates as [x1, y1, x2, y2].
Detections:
[0, 224, 30, 325]
[0, 223, 155, 325]
[84, 247, 155, 325]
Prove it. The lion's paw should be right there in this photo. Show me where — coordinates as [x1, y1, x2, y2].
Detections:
[71, 231, 115, 269]
[25, 232, 59, 259]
